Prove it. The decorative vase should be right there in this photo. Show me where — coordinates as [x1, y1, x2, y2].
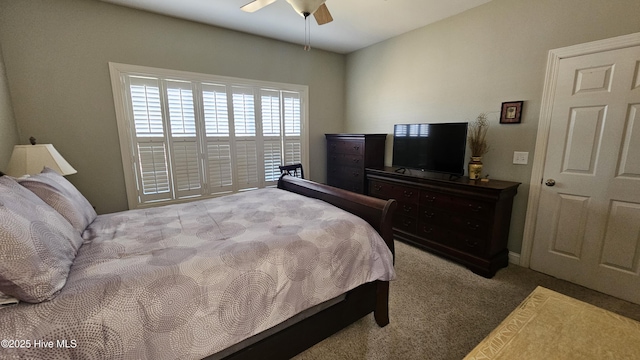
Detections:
[468, 156, 483, 180]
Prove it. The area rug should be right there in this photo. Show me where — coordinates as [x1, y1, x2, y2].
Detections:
[464, 286, 640, 359]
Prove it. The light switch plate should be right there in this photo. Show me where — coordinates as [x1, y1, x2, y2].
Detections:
[513, 151, 529, 165]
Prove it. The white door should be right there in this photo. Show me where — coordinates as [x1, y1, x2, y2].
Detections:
[529, 43, 640, 305]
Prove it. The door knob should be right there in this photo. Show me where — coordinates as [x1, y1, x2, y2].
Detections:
[545, 179, 556, 187]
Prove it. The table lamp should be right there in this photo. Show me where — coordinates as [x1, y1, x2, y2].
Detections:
[6, 137, 77, 177]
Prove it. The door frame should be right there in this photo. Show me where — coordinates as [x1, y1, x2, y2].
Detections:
[520, 32, 640, 268]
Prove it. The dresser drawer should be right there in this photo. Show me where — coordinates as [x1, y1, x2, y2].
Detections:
[370, 181, 420, 205]
[450, 216, 490, 237]
[419, 206, 449, 224]
[397, 201, 418, 219]
[369, 180, 395, 199]
[328, 165, 363, 179]
[328, 174, 364, 193]
[420, 189, 450, 209]
[450, 233, 487, 257]
[328, 153, 364, 167]
[394, 214, 417, 233]
[449, 196, 494, 220]
[327, 140, 364, 156]
[416, 221, 449, 242]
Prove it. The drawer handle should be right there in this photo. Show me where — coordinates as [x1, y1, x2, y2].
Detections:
[402, 219, 412, 227]
[467, 222, 480, 230]
[465, 239, 478, 248]
[422, 226, 433, 234]
[403, 190, 413, 198]
[468, 204, 483, 212]
[353, 145, 360, 150]
[374, 185, 382, 191]
[424, 211, 435, 219]
[352, 158, 360, 163]
[352, 172, 360, 177]
[425, 196, 436, 202]
[403, 205, 413, 212]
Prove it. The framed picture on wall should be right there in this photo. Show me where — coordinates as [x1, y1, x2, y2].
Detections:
[500, 101, 523, 124]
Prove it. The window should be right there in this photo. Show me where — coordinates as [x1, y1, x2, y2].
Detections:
[109, 63, 308, 209]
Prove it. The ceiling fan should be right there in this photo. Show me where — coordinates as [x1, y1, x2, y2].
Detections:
[241, 0, 333, 25]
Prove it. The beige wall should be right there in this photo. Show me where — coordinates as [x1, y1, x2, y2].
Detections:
[0, 44, 19, 170]
[344, 0, 640, 253]
[0, 0, 346, 214]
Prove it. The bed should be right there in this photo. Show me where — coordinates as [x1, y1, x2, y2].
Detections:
[0, 170, 397, 359]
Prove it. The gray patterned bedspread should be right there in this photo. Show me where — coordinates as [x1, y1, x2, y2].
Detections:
[0, 188, 395, 359]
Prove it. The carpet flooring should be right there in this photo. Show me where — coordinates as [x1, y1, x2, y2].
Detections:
[294, 241, 640, 360]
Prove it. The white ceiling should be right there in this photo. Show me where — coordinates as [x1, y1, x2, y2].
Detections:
[100, 0, 491, 54]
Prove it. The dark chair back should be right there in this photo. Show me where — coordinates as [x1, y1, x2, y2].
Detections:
[279, 163, 304, 179]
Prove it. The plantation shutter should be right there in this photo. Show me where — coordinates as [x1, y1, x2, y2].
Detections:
[111, 63, 308, 208]
[129, 76, 172, 203]
[283, 91, 302, 165]
[232, 86, 259, 190]
[202, 83, 233, 194]
[166, 80, 202, 199]
[261, 89, 282, 184]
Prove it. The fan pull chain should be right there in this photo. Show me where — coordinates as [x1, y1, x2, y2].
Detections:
[303, 11, 311, 51]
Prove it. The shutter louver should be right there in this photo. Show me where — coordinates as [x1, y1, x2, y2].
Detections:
[138, 142, 171, 198]
[206, 143, 233, 192]
[172, 141, 201, 194]
[283, 92, 301, 136]
[236, 140, 258, 188]
[232, 87, 256, 136]
[285, 142, 302, 165]
[203, 84, 230, 137]
[131, 83, 163, 137]
[263, 141, 282, 182]
[261, 90, 281, 137]
[167, 82, 197, 137]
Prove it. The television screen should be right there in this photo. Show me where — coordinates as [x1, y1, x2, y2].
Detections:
[392, 123, 468, 176]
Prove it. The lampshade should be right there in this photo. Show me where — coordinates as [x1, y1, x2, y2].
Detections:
[6, 144, 77, 177]
[286, 0, 325, 16]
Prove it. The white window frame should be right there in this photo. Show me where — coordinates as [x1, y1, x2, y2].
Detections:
[109, 62, 309, 209]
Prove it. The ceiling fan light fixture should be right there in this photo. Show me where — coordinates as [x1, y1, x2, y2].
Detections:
[285, 0, 326, 17]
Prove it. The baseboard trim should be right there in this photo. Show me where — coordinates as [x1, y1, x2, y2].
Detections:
[509, 251, 521, 266]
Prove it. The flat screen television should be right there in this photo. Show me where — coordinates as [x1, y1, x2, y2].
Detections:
[392, 122, 468, 176]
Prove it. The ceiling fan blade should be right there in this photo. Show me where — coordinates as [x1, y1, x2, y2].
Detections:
[313, 3, 333, 25]
[241, 0, 277, 13]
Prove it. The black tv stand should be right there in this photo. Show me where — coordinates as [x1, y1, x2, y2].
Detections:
[365, 167, 520, 277]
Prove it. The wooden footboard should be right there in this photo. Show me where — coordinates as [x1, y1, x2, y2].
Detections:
[277, 175, 397, 258]
[216, 176, 397, 360]
[277, 175, 397, 326]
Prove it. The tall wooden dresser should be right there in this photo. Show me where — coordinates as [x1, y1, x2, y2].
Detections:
[366, 167, 520, 277]
[325, 134, 386, 194]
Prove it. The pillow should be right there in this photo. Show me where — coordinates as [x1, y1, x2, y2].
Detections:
[0, 176, 82, 303]
[19, 167, 97, 236]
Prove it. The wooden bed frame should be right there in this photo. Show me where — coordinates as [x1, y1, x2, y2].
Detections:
[0, 170, 395, 359]
[215, 175, 397, 360]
